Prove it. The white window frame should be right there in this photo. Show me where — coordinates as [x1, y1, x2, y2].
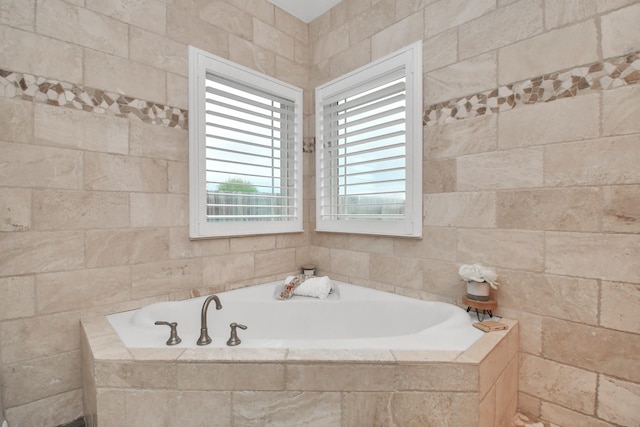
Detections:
[189, 46, 303, 238]
[315, 41, 422, 237]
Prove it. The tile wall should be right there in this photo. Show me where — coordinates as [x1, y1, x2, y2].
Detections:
[0, 0, 639, 426]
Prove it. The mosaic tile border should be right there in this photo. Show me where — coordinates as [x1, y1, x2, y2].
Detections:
[0, 70, 188, 129]
[1, 51, 638, 146]
[423, 51, 640, 126]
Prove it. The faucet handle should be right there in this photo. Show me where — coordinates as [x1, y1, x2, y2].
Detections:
[227, 322, 247, 346]
[154, 321, 182, 346]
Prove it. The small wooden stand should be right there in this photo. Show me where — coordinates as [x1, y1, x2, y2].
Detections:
[463, 295, 497, 321]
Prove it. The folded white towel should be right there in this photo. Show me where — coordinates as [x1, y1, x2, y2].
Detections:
[294, 276, 333, 299]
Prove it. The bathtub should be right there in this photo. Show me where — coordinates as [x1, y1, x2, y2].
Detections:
[106, 280, 483, 350]
[82, 280, 519, 426]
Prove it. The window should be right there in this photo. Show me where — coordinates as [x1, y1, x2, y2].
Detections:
[315, 42, 422, 237]
[189, 47, 303, 238]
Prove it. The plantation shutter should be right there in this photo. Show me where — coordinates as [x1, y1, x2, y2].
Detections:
[318, 69, 408, 222]
[204, 72, 297, 222]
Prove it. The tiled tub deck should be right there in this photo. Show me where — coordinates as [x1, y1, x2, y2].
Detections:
[81, 316, 518, 426]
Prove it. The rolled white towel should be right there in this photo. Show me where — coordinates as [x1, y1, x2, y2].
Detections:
[293, 276, 333, 299]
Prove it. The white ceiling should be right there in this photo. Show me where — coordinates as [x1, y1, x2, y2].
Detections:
[267, 0, 343, 23]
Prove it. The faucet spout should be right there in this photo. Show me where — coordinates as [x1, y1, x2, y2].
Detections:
[197, 294, 222, 345]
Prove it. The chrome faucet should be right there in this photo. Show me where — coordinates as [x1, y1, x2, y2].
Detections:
[197, 294, 222, 345]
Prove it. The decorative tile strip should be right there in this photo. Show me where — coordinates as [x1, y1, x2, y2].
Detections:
[423, 51, 640, 126]
[0, 69, 188, 130]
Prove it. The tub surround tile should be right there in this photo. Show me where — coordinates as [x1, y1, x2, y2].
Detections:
[4, 389, 83, 427]
[129, 347, 185, 361]
[600, 281, 640, 334]
[397, 362, 478, 391]
[596, 375, 640, 427]
[391, 350, 461, 362]
[177, 362, 286, 391]
[179, 348, 288, 362]
[286, 349, 395, 362]
[540, 402, 618, 427]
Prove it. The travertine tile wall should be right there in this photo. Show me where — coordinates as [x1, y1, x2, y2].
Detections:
[0, 1, 311, 425]
[307, 1, 640, 427]
[1, 0, 639, 426]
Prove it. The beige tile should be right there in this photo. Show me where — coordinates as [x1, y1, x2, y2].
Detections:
[198, 0, 253, 40]
[330, 248, 370, 279]
[348, 0, 396, 45]
[342, 392, 394, 426]
[253, 18, 294, 61]
[33, 190, 129, 230]
[286, 363, 396, 391]
[202, 252, 255, 286]
[169, 227, 229, 259]
[313, 24, 349, 64]
[371, 11, 423, 60]
[478, 385, 496, 427]
[236, 0, 276, 26]
[397, 362, 478, 391]
[130, 27, 187, 76]
[495, 355, 518, 422]
[499, 20, 598, 84]
[517, 392, 541, 419]
[166, 6, 229, 59]
[327, 38, 371, 80]
[168, 160, 188, 194]
[421, 259, 465, 298]
[499, 93, 600, 149]
[228, 34, 276, 76]
[87, 228, 169, 267]
[0, 311, 82, 364]
[84, 152, 167, 192]
[34, 104, 129, 154]
[423, 158, 456, 193]
[602, 185, 640, 233]
[275, 7, 307, 43]
[478, 333, 509, 398]
[130, 193, 188, 227]
[4, 389, 83, 427]
[0, 275, 35, 321]
[0, 187, 31, 232]
[2, 350, 82, 407]
[0, 26, 83, 84]
[177, 362, 285, 390]
[519, 353, 597, 414]
[36, 266, 130, 314]
[0, 230, 84, 276]
[0, 0, 35, 30]
[498, 270, 599, 324]
[254, 248, 297, 276]
[309, 9, 330, 39]
[37, 0, 128, 57]
[0, 97, 34, 144]
[424, 0, 495, 37]
[542, 317, 640, 383]
[0, 141, 83, 189]
[394, 226, 456, 262]
[541, 401, 618, 427]
[129, 121, 188, 161]
[124, 390, 231, 427]
[457, 147, 543, 190]
[496, 188, 601, 232]
[85, 0, 166, 35]
[545, 231, 640, 283]
[275, 55, 307, 88]
[423, 28, 457, 72]
[166, 72, 188, 110]
[424, 113, 497, 159]
[457, 228, 545, 271]
[179, 348, 286, 362]
[424, 52, 497, 104]
[287, 349, 395, 363]
[597, 375, 640, 427]
[544, 135, 640, 187]
[230, 235, 277, 253]
[459, 0, 543, 59]
[544, 0, 637, 29]
[600, 281, 640, 334]
[370, 253, 423, 289]
[391, 392, 478, 426]
[233, 391, 341, 426]
[131, 258, 202, 299]
[424, 191, 496, 228]
[95, 389, 125, 427]
[95, 360, 176, 388]
[603, 85, 640, 137]
[84, 49, 166, 105]
[601, 2, 640, 58]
